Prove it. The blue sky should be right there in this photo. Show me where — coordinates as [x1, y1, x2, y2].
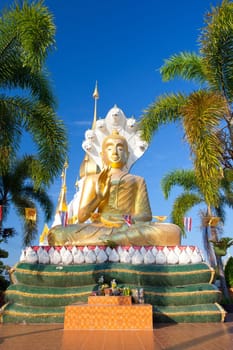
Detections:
[2, 0, 232, 266]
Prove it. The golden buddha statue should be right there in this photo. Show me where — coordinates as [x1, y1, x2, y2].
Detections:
[48, 131, 181, 246]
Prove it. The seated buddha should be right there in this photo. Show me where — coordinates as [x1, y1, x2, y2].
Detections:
[48, 131, 181, 246]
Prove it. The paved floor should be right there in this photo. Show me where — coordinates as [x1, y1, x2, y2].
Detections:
[1, 313, 233, 350]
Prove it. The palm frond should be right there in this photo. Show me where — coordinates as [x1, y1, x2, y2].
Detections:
[182, 90, 228, 206]
[23, 214, 38, 247]
[26, 102, 68, 185]
[22, 216, 38, 246]
[219, 171, 233, 209]
[214, 198, 226, 223]
[161, 169, 198, 199]
[2, 0, 56, 73]
[12, 193, 38, 246]
[0, 65, 56, 107]
[22, 185, 53, 221]
[0, 155, 54, 245]
[0, 96, 67, 185]
[200, 0, 233, 102]
[0, 34, 20, 82]
[8, 156, 53, 220]
[139, 93, 187, 142]
[0, 97, 23, 172]
[160, 52, 207, 84]
[171, 192, 203, 236]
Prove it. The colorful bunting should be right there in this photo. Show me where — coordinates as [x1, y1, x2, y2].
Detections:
[59, 210, 68, 227]
[123, 214, 132, 227]
[184, 217, 192, 232]
[25, 208, 37, 221]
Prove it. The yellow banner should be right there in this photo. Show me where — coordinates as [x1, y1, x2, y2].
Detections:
[25, 208, 37, 221]
[39, 223, 49, 243]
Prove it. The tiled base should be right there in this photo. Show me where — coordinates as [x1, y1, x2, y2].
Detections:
[64, 297, 152, 330]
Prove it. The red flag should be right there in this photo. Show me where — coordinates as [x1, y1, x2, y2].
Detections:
[184, 217, 192, 232]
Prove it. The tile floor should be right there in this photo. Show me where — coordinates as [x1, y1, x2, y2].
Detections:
[0, 313, 233, 350]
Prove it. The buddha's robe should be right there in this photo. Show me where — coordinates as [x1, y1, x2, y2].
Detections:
[48, 173, 181, 246]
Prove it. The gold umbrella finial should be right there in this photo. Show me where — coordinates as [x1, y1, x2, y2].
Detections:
[93, 80, 99, 99]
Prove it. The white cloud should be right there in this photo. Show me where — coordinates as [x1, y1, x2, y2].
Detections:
[73, 120, 91, 126]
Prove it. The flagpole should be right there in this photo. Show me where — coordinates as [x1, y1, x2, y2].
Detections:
[57, 161, 68, 215]
[78, 81, 100, 179]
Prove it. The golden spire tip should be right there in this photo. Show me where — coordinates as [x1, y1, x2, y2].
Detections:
[93, 81, 99, 99]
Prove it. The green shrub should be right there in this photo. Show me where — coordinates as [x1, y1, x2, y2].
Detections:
[224, 257, 233, 288]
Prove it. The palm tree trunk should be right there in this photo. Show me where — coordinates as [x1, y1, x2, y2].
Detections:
[216, 255, 230, 300]
[202, 226, 217, 268]
[209, 225, 230, 300]
[0, 203, 2, 233]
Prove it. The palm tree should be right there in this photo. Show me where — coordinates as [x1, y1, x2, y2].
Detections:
[0, 155, 53, 246]
[0, 0, 68, 187]
[160, 0, 233, 161]
[161, 168, 233, 298]
[161, 168, 233, 240]
[140, 0, 233, 210]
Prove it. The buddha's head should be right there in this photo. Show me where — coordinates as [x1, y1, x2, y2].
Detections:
[101, 131, 129, 169]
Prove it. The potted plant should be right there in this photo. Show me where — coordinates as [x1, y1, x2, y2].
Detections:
[209, 237, 233, 256]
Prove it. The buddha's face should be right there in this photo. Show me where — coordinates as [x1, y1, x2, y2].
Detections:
[101, 136, 129, 168]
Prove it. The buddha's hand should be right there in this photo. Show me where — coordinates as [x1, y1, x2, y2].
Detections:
[96, 166, 111, 200]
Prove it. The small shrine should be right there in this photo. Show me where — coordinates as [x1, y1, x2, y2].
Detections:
[1, 85, 226, 324]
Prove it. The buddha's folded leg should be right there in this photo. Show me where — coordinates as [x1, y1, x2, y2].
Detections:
[100, 223, 181, 246]
[147, 223, 181, 246]
[47, 224, 114, 246]
[47, 222, 181, 247]
[100, 226, 150, 245]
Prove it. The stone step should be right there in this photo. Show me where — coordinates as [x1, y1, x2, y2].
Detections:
[1, 301, 226, 324]
[5, 282, 221, 307]
[13, 262, 214, 287]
